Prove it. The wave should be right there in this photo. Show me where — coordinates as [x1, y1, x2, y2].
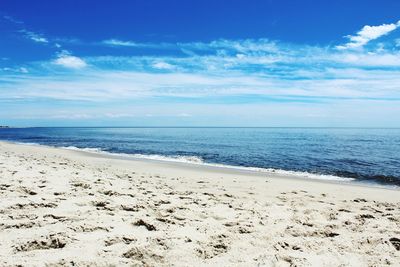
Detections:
[60, 145, 356, 183]
[62, 146, 206, 163]
[10, 141, 400, 187]
[13, 142, 400, 186]
[14, 142, 41, 146]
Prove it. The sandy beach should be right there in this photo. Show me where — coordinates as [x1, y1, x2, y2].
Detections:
[0, 141, 399, 266]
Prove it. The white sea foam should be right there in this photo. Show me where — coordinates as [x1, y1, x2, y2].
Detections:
[14, 142, 41, 146]
[61, 146, 104, 153]
[7, 142, 356, 182]
[131, 154, 205, 164]
[59, 145, 355, 182]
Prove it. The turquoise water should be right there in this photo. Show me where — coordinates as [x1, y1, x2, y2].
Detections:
[1, 127, 399, 187]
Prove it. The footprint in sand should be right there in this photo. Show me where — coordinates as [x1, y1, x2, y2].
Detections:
[196, 234, 230, 259]
[14, 233, 69, 252]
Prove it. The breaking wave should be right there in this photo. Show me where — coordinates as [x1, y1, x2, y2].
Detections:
[60, 145, 356, 183]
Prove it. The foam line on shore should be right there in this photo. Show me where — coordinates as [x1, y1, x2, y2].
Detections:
[59, 145, 356, 183]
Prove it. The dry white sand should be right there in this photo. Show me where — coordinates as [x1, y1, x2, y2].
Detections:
[0, 141, 399, 266]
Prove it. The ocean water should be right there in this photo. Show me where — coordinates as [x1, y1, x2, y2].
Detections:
[0, 127, 399, 187]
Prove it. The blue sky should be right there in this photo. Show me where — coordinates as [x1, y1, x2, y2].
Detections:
[1, 0, 400, 127]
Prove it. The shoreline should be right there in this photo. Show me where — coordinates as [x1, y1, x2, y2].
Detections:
[2, 140, 397, 191]
[0, 141, 399, 266]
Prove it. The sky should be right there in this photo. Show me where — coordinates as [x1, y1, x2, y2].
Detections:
[1, 0, 400, 127]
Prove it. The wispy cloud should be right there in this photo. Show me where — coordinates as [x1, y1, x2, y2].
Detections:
[2, 14, 71, 52]
[1, 66, 29, 73]
[102, 39, 138, 47]
[337, 20, 400, 50]
[3, 15, 24, 24]
[19, 29, 49, 43]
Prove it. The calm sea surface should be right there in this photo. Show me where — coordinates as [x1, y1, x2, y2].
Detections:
[1, 127, 399, 187]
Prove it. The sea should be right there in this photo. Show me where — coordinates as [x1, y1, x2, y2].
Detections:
[0, 127, 399, 188]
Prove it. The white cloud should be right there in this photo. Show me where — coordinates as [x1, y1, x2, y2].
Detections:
[54, 54, 87, 69]
[47, 113, 93, 119]
[152, 61, 174, 70]
[1, 67, 29, 73]
[30, 35, 48, 43]
[333, 52, 400, 67]
[104, 113, 135, 118]
[19, 67, 29, 73]
[337, 20, 400, 50]
[177, 113, 191, 117]
[102, 39, 138, 47]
